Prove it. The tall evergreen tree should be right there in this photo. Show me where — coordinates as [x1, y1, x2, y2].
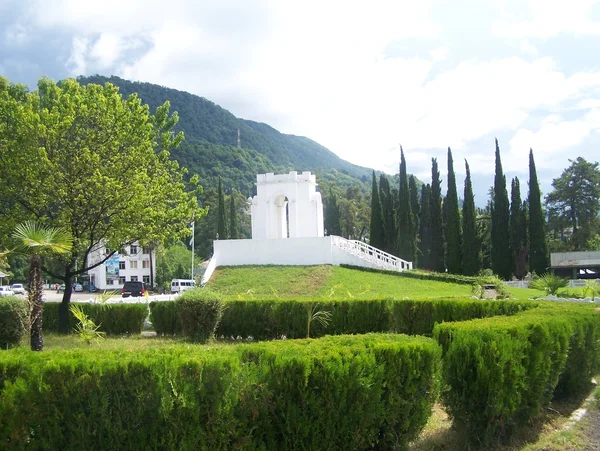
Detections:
[324, 188, 342, 236]
[528, 149, 549, 274]
[397, 147, 416, 262]
[379, 174, 396, 255]
[509, 177, 528, 279]
[369, 171, 386, 249]
[491, 139, 512, 279]
[461, 160, 480, 275]
[217, 177, 227, 240]
[430, 158, 445, 272]
[228, 193, 238, 239]
[445, 147, 462, 274]
[409, 175, 420, 264]
[419, 184, 432, 269]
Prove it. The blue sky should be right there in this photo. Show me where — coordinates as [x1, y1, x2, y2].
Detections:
[1, 0, 599, 204]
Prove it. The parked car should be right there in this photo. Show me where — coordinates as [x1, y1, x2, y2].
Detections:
[9, 283, 25, 295]
[122, 281, 145, 298]
[73, 283, 83, 292]
[0, 286, 15, 296]
[57, 284, 66, 293]
[170, 279, 195, 293]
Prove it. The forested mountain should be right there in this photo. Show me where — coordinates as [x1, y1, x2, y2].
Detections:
[77, 75, 372, 195]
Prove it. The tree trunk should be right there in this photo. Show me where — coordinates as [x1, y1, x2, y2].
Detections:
[58, 274, 73, 334]
[28, 255, 44, 351]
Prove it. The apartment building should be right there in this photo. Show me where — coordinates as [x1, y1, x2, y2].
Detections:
[87, 243, 156, 290]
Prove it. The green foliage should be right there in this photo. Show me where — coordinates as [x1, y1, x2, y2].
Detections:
[155, 242, 193, 290]
[510, 177, 528, 279]
[462, 161, 481, 275]
[379, 174, 397, 255]
[323, 188, 342, 236]
[369, 171, 385, 249]
[584, 279, 599, 301]
[528, 149, 550, 275]
[397, 147, 417, 262]
[419, 184, 433, 269]
[175, 288, 224, 342]
[228, 192, 238, 239]
[445, 147, 462, 274]
[529, 273, 570, 295]
[491, 139, 512, 280]
[430, 159, 445, 272]
[0, 334, 441, 450]
[149, 300, 182, 336]
[306, 303, 332, 338]
[69, 304, 105, 344]
[338, 264, 477, 285]
[43, 303, 147, 335]
[0, 296, 27, 349]
[216, 177, 227, 240]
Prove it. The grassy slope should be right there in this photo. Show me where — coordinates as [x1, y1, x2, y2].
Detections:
[207, 265, 542, 300]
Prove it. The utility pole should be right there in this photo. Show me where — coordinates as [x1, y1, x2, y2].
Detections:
[237, 128, 241, 148]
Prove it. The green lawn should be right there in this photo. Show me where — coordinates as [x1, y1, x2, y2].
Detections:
[207, 265, 543, 300]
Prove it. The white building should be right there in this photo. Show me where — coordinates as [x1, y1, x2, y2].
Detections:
[87, 243, 156, 290]
[202, 171, 412, 284]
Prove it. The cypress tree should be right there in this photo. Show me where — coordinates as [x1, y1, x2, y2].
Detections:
[419, 184, 432, 269]
[397, 147, 416, 262]
[461, 160, 480, 275]
[528, 149, 549, 275]
[379, 174, 396, 254]
[491, 139, 512, 279]
[430, 158, 445, 272]
[369, 171, 386, 249]
[445, 147, 462, 274]
[324, 188, 342, 236]
[228, 193, 238, 239]
[217, 177, 227, 240]
[510, 177, 528, 279]
[409, 175, 420, 265]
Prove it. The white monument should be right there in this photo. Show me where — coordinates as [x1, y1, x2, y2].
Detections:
[201, 171, 412, 284]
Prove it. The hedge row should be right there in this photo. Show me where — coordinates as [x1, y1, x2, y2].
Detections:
[0, 334, 441, 450]
[433, 303, 600, 445]
[340, 264, 478, 285]
[0, 297, 27, 349]
[42, 302, 148, 335]
[150, 298, 532, 339]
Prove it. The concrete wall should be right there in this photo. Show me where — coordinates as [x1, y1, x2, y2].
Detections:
[551, 251, 600, 267]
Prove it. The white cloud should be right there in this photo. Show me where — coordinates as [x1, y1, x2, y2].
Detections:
[66, 37, 89, 75]
[520, 40, 537, 55]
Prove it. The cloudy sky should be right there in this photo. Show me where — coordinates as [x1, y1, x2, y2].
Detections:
[1, 0, 599, 203]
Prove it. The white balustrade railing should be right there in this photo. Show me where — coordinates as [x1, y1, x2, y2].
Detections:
[331, 236, 412, 272]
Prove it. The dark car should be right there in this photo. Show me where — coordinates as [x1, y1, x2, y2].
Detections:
[121, 281, 145, 298]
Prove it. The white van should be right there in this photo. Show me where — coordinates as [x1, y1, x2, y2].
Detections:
[171, 279, 195, 293]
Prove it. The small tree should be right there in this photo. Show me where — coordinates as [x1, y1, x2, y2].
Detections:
[12, 221, 73, 351]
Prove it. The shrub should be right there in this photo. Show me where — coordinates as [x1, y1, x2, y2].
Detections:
[0, 296, 27, 349]
[149, 301, 181, 336]
[0, 334, 441, 450]
[529, 273, 569, 295]
[339, 264, 477, 285]
[175, 288, 224, 342]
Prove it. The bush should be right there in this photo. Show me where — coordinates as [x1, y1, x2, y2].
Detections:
[0, 334, 441, 450]
[339, 264, 477, 285]
[42, 303, 147, 335]
[0, 296, 27, 349]
[149, 301, 181, 336]
[529, 273, 569, 295]
[175, 288, 224, 342]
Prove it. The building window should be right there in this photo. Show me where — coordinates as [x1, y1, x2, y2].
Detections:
[142, 260, 150, 269]
[143, 275, 150, 284]
[118, 276, 125, 284]
[130, 260, 138, 269]
[105, 247, 111, 255]
[142, 247, 151, 254]
[130, 276, 138, 282]
[130, 245, 139, 255]
[107, 279, 114, 285]
[119, 261, 126, 270]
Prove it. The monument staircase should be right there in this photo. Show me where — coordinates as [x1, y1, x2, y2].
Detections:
[330, 236, 412, 272]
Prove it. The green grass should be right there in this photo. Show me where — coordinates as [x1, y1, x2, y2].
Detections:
[208, 265, 545, 300]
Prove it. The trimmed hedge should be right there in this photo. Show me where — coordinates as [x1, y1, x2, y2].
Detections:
[0, 297, 27, 349]
[150, 298, 532, 339]
[433, 303, 600, 445]
[43, 302, 148, 335]
[0, 333, 441, 450]
[340, 264, 477, 285]
[175, 288, 224, 342]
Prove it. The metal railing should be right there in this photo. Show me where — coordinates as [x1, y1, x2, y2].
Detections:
[331, 236, 412, 272]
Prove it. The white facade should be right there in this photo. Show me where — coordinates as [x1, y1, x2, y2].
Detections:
[250, 171, 324, 239]
[87, 243, 156, 290]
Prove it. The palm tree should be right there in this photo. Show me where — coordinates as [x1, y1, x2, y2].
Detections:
[12, 221, 73, 351]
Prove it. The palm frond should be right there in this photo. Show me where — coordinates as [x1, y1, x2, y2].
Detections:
[12, 221, 73, 254]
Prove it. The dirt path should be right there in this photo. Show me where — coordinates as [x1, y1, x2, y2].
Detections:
[577, 408, 600, 451]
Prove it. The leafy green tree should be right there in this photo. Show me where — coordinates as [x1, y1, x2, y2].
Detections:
[491, 139, 512, 279]
[528, 149, 549, 275]
[445, 148, 462, 274]
[397, 147, 416, 262]
[419, 184, 432, 269]
[545, 157, 600, 250]
[217, 177, 227, 240]
[155, 242, 193, 291]
[0, 76, 202, 333]
[324, 188, 342, 236]
[462, 160, 480, 276]
[588, 234, 600, 251]
[339, 186, 370, 241]
[12, 221, 73, 351]
[379, 175, 396, 255]
[409, 175, 421, 264]
[229, 193, 238, 239]
[430, 158, 445, 272]
[369, 171, 386, 249]
[510, 177, 528, 279]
